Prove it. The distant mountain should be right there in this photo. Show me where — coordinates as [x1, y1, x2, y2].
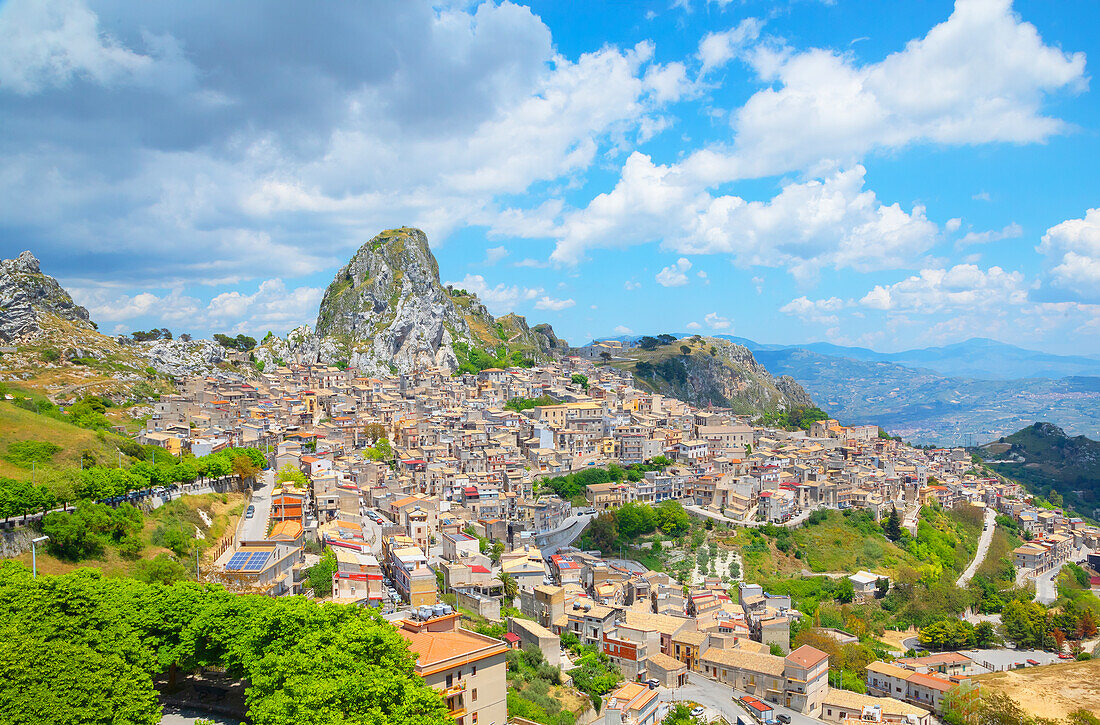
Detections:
[752, 347, 1100, 446]
[979, 423, 1100, 517]
[594, 332, 1100, 381]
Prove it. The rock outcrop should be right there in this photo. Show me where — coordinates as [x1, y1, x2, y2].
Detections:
[309, 227, 566, 374]
[629, 337, 815, 412]
[140, 338, 228, 376]
[0, 251, 93, 342]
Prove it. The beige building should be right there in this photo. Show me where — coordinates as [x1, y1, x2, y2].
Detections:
[397, 612, 509, 725]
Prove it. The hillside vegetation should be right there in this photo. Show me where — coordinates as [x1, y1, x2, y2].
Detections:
[980, 422, 1100, 514]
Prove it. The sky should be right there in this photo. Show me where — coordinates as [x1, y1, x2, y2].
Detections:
[2, 0, 1099, 354]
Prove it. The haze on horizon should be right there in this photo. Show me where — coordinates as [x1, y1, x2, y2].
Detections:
[1, 0, 1099, 356]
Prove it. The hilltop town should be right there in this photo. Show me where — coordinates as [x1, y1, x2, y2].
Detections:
[110, 345, 1099, 725]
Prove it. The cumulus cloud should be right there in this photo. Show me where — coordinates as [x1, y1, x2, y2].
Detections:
[614, 324, 633, 334]
[552, 160, 937, 279]
[780, 296, 846, 325]
[691, 0, 1087, 182]
[0, 0, 684, 290]
[859, 264, 1027, 313]
[624, 280, 641, 290]
[1038, 207, 1100, 301]
[685, 321, 702, 330]
[704, 312, 731, 330]
[697, 19, 762, 74]
[656, 257, 693, 287]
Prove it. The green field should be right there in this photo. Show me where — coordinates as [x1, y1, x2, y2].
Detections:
[0, 398, 133, 480]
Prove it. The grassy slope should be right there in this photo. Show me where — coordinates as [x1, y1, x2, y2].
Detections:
[10, 492, 245, 578]
[0, 401, 132, 479]
[719, 506, 982, 582]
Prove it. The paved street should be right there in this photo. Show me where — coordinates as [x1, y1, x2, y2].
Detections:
[238, 468, 273, 541]
[957, 507, 997, 587]
[684, 503, 826, 529]
[656, 672, 825, 725]
[534, 511, 594, 554]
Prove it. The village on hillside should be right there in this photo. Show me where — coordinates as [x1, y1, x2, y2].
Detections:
[103, 338, 1100, 725]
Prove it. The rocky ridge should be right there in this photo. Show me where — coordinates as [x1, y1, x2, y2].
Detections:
[0, 251, 93, 342]
[623, 336, 815, 412]
[258, 228, 567, 375]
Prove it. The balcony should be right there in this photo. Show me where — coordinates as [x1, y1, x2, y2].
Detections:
[442, 682, 467, 699]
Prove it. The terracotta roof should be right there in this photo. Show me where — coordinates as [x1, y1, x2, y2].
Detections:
[786, 644, 830, 669]
[907, 671, 956, 691]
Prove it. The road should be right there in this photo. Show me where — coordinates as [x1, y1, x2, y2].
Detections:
[658, 672, 824, 725]
[159, 705, 237, 725]
[238, 468, 273, 541]
[534, 511, 594, 554]
[957, 507, 997, 587]
[683, 503, 825, 529]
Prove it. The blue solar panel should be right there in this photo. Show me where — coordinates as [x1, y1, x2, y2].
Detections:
[241, 551, 271, 571]
[225, 552, 251, 570]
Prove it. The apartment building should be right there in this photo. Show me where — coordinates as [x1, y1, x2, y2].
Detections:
[398, 612, 508, 725]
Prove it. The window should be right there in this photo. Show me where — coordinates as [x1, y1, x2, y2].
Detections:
[472, 688, 477, 701]
[471, 665, 476, 675]
[472, 715, 478, 724]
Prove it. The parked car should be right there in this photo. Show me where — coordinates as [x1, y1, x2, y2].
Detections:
[777, 715, 792, 724]
[691, 707, 704, 718]
[645, 679, 659, 689]
[245, 505, 256, 519]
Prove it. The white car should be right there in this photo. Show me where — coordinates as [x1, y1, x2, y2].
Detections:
[691, 706, 705, 718]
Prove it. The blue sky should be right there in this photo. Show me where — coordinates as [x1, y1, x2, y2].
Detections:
[2, 0, 1099, 354]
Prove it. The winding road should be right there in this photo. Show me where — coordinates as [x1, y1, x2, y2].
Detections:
[957, 507, 997, 587]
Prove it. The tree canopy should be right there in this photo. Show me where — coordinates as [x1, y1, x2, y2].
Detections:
[0, 563, 450, 725]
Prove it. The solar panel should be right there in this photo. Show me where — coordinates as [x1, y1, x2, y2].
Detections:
[241, 551, 271, 571]
[225, 552, 251, 570]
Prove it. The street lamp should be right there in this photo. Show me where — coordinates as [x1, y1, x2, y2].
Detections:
[31, 535, 49, 578]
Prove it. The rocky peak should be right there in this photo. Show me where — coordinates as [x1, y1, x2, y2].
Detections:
[0, 250, 92, 342]
[314, 228, 476, 373]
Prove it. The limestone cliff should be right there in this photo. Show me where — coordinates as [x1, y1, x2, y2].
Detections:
[0, 251, 93, 342]
[621, 336, 815, 412]
[308, 228, 566, 374]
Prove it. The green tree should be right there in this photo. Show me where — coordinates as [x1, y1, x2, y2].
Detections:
[616, 502, 657, 538]
[588, 512, 619, 553]
[308, 548, 338, 597]
[570, 374, 589, 391]
[834, 578, 855, 604]
[654, 500, 689, 536]
[133, 554, 189, 586]
[1001, 599, 1050, 649]
[497, 572, 519, 604]
[884, 506, 903, 541]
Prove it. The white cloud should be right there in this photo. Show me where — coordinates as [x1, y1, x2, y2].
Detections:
[624, 280, 641, 290]
[656, 257, 693, 287]
[972, 191, 992, 202]
[704, 312, 731, 330]
[958, 222, 1023, 247]
[482, 246, 509, 265]
[780, 295, 846, 325]
[685, 321, 702, 330]
[692, 0, 1087, 182]
[1038, 208, 1100, 301]
[614, 324, 633, 334]
[0, 0, 163, 94]
[552, 159, 937, 279]
[751, 276, 764, 294]
[643, 61, 691, 103]
[534, 295, 575, 311]
[945, 218, 962, 232]
[859, 264, 1027, 313]
[447, 273, 541, 315]
[697, 19, 762, 73]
